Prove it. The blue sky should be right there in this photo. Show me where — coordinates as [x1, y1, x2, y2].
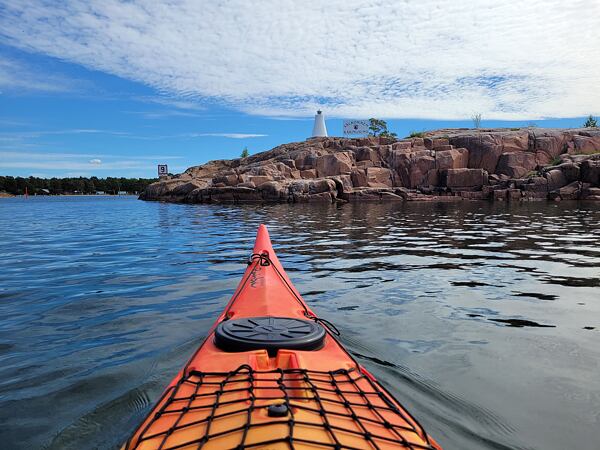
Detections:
[1, 1, 598, 178]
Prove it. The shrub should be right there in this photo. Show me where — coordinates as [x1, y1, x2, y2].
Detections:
[583, 115, 598, 128]
[550, 156, 562, 166]
[408, 131, 424, 138]
[240, 147, 249, 158]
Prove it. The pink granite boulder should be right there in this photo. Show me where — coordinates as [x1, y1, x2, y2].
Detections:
[442, 168, 488, 188]
[496, 152, 537, 178]
[315, 152, 354, 177]
[435, 148, 469, 170]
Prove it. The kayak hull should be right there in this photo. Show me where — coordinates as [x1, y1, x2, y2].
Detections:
[124, 225, 442, 450]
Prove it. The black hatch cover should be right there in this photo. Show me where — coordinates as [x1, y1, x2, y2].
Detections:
[214, 316, 325, 354]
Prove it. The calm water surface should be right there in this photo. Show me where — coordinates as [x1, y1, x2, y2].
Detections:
[0, 196, 599, 450]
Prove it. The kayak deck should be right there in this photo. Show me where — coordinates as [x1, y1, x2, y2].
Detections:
[123, 225, 441, 450]
[127, 365, 436, 450]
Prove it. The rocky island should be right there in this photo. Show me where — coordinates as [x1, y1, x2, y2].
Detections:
[140, 128, 600, 204]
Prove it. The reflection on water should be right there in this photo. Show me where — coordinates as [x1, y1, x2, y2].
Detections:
[0, 196, 599, 450]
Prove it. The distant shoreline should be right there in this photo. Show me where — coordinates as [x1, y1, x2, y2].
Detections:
[0, 176, 157, 197]
[0, 193, 137, 198]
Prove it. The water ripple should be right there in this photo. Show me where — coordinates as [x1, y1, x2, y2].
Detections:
[0, 197, 599, 450]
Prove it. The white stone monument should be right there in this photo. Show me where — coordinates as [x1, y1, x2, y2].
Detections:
[311, 110, 328, 137]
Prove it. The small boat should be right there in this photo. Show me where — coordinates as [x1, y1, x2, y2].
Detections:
[123, 225, 442, 450]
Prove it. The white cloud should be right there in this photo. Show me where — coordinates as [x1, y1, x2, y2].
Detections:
[184, 133, 267, 139]
[1, 160, 141, 170]
[125, 109, 203, 119]
[114, 132, 267, 140]
[0, 55, 92, 94]
[0, 56, 73, 93]
[0, 150, 183, 160]
[135, 96, 206, 110]
[0, 129, 130, 144]
[0, 151, 185, 174]
[0, 0, 598, 119]
[0, 129, 258, 145]
[267, 116, 312, 121]
[0, 118, 29, 126]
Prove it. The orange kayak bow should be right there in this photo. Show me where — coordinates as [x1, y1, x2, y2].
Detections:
[123, 224, 442, 450]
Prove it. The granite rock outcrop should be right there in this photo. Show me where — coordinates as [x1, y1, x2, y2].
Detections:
[140, 128, 600, 203]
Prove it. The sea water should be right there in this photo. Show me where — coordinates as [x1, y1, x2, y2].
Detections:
[0, 196, 598, 449]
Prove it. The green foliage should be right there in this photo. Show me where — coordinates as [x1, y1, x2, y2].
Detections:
[550, 156, 562, 166]
[583, 115, 598, 128]
[408, 131, 424, 138]
[510, 128, 520, 131]
[368, 118, 387, 136]
[240, 146, 249, 158]
[368, 118, 397, 140]
[0, 176, 157, 195]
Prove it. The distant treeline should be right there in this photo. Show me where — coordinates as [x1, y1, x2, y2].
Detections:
[0, 176, 157, 195]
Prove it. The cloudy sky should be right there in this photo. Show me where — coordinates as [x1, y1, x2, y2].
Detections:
[1, 0, 598, 177]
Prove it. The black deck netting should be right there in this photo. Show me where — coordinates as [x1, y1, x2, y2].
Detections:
[125, 365, 437, 450]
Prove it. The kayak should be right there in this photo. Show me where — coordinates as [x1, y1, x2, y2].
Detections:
[123, 225, 442, 450]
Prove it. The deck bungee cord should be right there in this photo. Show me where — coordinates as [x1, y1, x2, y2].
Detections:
[126, 366, 438, 450]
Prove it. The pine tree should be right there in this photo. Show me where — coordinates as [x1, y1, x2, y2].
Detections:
[583, 115, 598, 128]
[368, 118, 397, 140]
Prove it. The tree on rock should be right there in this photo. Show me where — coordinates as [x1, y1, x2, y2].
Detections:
[241, 146, 249, 158]
[368, 118, 397, 140]
[583, 115, 598, 128]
